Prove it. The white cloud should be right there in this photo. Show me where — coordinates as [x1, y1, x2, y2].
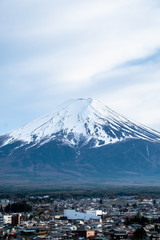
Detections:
[1, 0, 160, 84]
[0, 0, 160, 133]
[96, 62, 160, 130]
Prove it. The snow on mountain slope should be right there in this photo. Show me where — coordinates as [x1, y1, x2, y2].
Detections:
[2, 98, 160, 148]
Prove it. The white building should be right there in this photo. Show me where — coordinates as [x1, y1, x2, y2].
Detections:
[3, 215, 12, 224]
[0, 199, 10, 204]
[60, 224, 77, 231]
[64, 209, 102, 220]
[0, 214, 12, 225]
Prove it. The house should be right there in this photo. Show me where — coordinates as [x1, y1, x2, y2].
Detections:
[72, 229, 95, 238]
[46, 233, 67, 239]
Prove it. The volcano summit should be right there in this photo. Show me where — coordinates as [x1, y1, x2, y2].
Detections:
[1, 98, 160, 186]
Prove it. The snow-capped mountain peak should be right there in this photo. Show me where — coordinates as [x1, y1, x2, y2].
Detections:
[2, 98, 160, 148]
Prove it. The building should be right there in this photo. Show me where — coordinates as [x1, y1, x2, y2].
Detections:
[64, 209, 102, 220]
[3, 215, 12, 224]
[0, 214, 3, 226]
[0, 214, 12, 225]
[73, 229, 95, 239]
[12, 214, 20, 226]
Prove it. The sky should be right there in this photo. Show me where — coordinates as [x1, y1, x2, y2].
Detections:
[0, 0, 160, 134]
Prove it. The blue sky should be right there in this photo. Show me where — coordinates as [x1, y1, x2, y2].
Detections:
[0, 0, 160, 134]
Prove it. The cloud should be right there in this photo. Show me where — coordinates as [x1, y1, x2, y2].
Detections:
[94, 58, 160, 129]
[0, 0, 160, 133]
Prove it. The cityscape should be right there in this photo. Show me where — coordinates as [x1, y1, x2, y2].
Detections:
[1, 193, 160, 239]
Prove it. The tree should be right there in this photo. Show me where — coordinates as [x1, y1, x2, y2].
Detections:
[153, 199, 156, 205]
[133, 227, 147, 240]
[5, 201, 32, 213]
[125, 214, 149, 226]
[0, 205, 3, 212]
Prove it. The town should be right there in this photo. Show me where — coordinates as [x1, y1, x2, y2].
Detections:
[0, 192, 160, 239]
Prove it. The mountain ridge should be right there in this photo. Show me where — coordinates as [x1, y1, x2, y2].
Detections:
[1, 98, 160, 149]
[0, 98, 160, 186]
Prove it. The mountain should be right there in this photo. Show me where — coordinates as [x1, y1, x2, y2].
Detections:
[0, 98, 160, 187]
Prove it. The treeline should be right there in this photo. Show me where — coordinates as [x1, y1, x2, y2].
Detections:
[126, 214, 149, 226]
[1, 186, 160, 200]
[4, 201, 32, 213]
[126, 214, 160, 226]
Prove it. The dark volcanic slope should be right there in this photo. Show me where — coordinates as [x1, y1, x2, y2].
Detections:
[1, 138, 160, 185]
